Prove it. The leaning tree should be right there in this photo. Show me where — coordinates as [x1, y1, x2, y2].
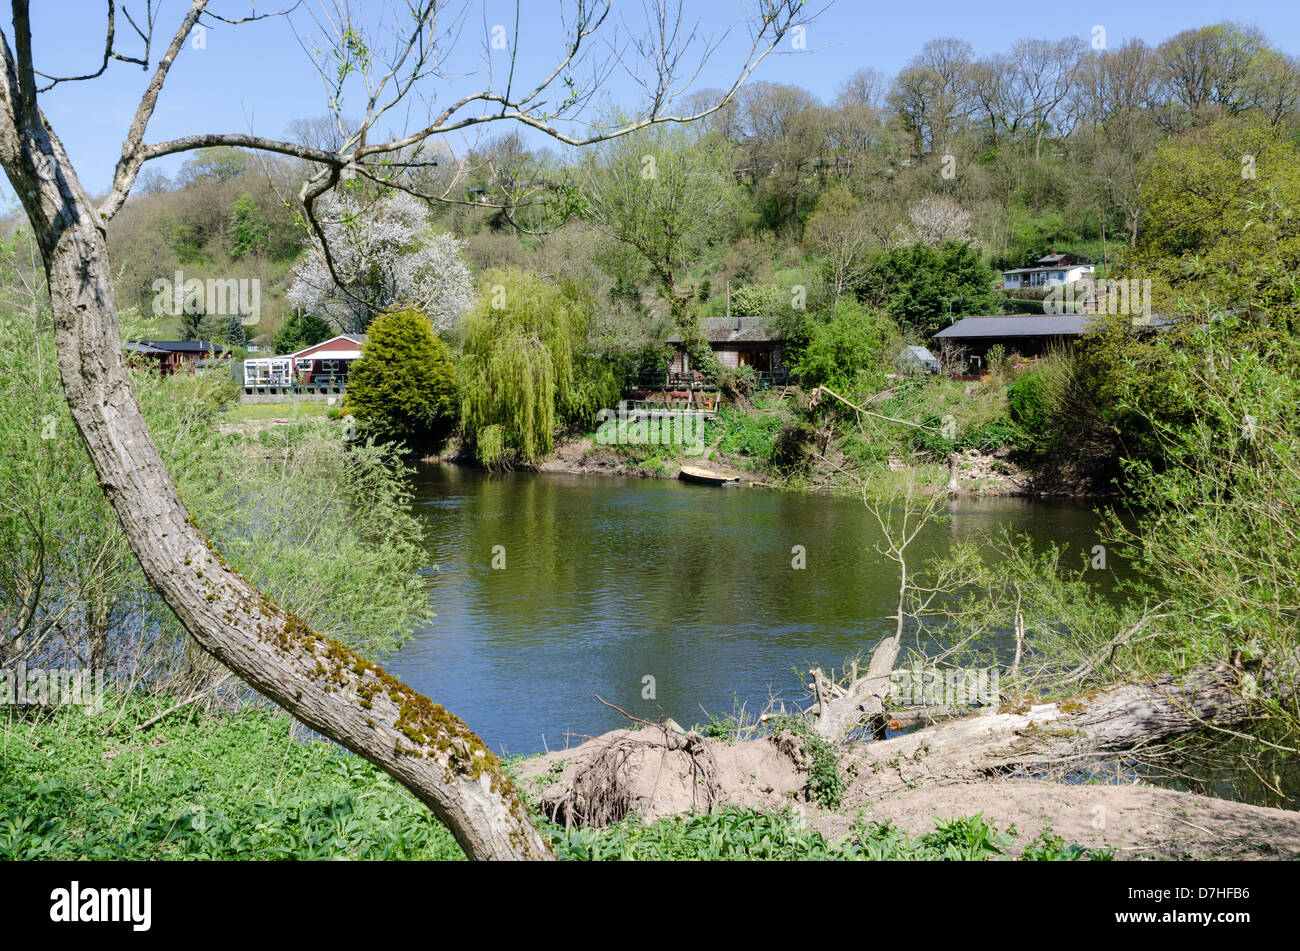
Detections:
[0, 0, 806, 860]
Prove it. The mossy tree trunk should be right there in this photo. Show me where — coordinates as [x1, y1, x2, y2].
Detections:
[0, 15, 550, 862]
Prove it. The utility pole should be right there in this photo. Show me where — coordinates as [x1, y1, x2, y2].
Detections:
[941, 296, 962, 324]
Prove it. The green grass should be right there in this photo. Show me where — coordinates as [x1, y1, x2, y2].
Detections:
[218, 402, 335, 423]
[0, 699, 463, 860]
[547, 808, 1111, 861]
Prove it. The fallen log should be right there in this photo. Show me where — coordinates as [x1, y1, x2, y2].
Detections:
[841, 655, 1283, 800]
[808, 635, 900, 742]
[518, 653, 1287, 825]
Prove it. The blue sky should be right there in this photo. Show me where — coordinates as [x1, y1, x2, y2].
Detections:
[5, 0, 1299, 195]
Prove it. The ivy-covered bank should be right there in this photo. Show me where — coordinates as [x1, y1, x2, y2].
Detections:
[0, 700, 1108, 861]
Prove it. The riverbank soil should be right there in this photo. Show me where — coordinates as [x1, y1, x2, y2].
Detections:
[538, 434, 750, 482]
[538, 434, 642, 476]
[819, 781, 1300, 860]
[516, 732, 1300, 859]
[526, 431, 1078, 498]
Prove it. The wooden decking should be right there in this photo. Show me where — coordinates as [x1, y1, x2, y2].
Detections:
[241, 379, 349, 400]
[620, 400, 718, 420]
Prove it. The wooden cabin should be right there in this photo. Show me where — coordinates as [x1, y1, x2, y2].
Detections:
[242, 333, 366, 396]
[932, 314, 1168, 373]
[665, 316, 787, 384]
[932, 315, 1092, 372]
[125, 340, 228, 375]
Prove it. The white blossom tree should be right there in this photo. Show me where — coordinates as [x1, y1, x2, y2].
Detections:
[906, 194, 975, 246]
[287, 191, 474, 334]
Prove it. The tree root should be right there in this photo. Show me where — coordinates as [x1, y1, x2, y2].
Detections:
[535, 697, 722, 828]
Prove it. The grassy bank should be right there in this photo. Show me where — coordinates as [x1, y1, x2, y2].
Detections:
[1, 698, 461, 860]
[0, 699, 1108, 861]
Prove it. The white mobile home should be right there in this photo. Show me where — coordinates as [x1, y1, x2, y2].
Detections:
[1002, 253, 1094, 290]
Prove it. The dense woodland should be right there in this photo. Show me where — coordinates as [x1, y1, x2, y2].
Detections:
[99, 22, 1300, 345]
[87, 21, 1300, 485]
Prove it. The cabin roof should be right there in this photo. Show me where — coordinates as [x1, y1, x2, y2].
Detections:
[933, 314, 1170, 339]
[666, 316, 781, 345]
[933, 315, 1095, 338]
[129, 339, 226, 353]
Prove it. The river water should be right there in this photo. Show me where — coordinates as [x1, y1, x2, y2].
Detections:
[383, 464, 1122, 756]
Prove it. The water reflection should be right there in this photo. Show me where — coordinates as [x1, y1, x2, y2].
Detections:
[387, 464, 1117, 755]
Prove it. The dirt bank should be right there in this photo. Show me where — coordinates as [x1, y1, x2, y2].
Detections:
[516, 728, 1300, 860]
[818, 780, 1300, 860]
[526, 434, 1096, 498]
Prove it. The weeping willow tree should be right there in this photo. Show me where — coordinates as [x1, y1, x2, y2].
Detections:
[459, 269, 621, 468]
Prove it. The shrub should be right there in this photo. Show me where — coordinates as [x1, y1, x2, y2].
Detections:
[345, 308, 458, 454]
[715, 362, 756, 398]
[769, 417, 817, 474]
[795, 298, 896, 397]
[1007, 357, 1070, 454]
[716, 408, 782, 461]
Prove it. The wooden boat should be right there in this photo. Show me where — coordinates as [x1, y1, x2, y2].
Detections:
[678, 465, 740, 487]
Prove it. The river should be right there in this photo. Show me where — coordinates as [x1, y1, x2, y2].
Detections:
[383, 464, 1123, 756]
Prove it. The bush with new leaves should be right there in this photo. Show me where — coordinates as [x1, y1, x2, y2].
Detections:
[345, 308, 458, 454]
[795, 298, 897, 397]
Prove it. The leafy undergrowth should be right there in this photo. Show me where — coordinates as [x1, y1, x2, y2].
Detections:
[0, 701, 462, 860]
[1, 702, 1108, 860]
[546, 808, 1111, 861]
